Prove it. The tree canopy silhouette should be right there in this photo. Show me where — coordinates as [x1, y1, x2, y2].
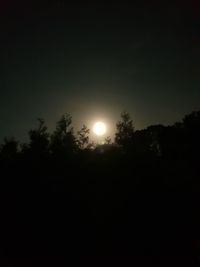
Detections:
[115, 111, 135, 151]
[0, 137, 18, 160]
[50, 113, 77, 157]
[77, 124, 90, 149]
[25, 118, 50, 158]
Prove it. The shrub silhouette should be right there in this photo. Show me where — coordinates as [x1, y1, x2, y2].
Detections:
[104, 136, 112, 144]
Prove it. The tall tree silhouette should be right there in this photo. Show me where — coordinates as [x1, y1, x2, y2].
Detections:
[115, 111, 135, 150]
[77, 124, 90, 149]
[50, 113, 77, 157]
[27, 118, 50, 158]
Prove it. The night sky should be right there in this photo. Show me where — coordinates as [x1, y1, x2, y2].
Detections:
[0, 0, 200, 141]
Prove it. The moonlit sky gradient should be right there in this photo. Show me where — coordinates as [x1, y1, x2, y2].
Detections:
[0, 0, 200, 141]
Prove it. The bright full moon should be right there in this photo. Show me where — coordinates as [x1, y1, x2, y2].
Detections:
[93, 121, 107, 136]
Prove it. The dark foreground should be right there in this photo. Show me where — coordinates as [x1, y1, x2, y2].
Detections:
[1, 154, 200, 267]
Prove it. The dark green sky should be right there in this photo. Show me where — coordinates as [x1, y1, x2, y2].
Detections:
[0, 0, 200, 141]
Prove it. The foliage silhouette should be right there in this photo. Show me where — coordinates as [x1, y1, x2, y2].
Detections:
[25, 118, 50, 158]
[77, 124, 90, 149]
[115, 111, 135, 152]
[0, 137, 18, 160]
[50, 113, 77, 157]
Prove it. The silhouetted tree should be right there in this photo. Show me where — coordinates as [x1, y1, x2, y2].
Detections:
[0, 137, 18, 160]
[86, 141, 95, 150]
[77, 124, 90, 149]
[115, 111, 135, 150]
[183, 111, 200, 129]
[50, 113, 77, 157]
[26, 118, 50, 158]
[157, 112, 200, 160]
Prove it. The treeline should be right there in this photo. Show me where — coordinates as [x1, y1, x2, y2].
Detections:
[1, 111, 200, 266]
[1, 110, 200, 161]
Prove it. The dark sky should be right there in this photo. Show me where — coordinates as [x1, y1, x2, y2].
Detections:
[0, 0, 200, 141]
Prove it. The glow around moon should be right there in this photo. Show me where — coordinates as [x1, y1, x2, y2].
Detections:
[93, 121, 107, 136]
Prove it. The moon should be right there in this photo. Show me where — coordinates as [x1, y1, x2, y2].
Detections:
[93, 121, 107, 136]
